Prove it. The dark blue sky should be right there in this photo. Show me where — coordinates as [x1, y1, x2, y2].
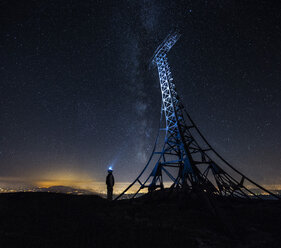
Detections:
[0, 0, 281, 185]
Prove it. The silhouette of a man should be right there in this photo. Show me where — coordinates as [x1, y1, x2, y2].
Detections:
[106, 167, 114, 200]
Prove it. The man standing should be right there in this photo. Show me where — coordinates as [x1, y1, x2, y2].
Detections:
[106, 167, 114, 200]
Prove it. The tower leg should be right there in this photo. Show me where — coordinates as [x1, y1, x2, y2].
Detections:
[148, 162, 163, 192]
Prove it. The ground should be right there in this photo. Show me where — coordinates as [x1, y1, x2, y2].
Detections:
[0, 191, 280, 248]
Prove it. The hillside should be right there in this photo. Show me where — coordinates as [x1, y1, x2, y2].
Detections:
[0, 191, 280, 248]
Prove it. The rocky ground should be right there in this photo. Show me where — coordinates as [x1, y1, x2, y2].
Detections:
[0, 191, 280, 248]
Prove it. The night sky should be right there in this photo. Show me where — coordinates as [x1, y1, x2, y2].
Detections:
[1, 1, 281, 189]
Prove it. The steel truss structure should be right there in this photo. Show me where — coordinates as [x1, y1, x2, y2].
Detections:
[116, 31, 280, 200]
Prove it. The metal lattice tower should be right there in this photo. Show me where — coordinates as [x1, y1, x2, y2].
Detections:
[116, 31, 280, 200]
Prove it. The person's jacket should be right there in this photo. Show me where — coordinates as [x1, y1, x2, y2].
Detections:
[106, 173, 114, 187]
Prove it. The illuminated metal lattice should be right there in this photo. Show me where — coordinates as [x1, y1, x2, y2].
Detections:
[116, 31, 280, 200]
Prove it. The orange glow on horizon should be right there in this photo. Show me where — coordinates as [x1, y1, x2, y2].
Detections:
[1, 173, 281, 195]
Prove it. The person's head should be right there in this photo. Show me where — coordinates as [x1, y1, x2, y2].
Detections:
[108, 166, 113, 174]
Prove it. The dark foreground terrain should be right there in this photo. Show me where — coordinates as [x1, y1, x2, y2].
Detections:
[0, 191, 280, 248]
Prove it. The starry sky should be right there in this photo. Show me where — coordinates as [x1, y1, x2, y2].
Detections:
[0, 0, 281, 188]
